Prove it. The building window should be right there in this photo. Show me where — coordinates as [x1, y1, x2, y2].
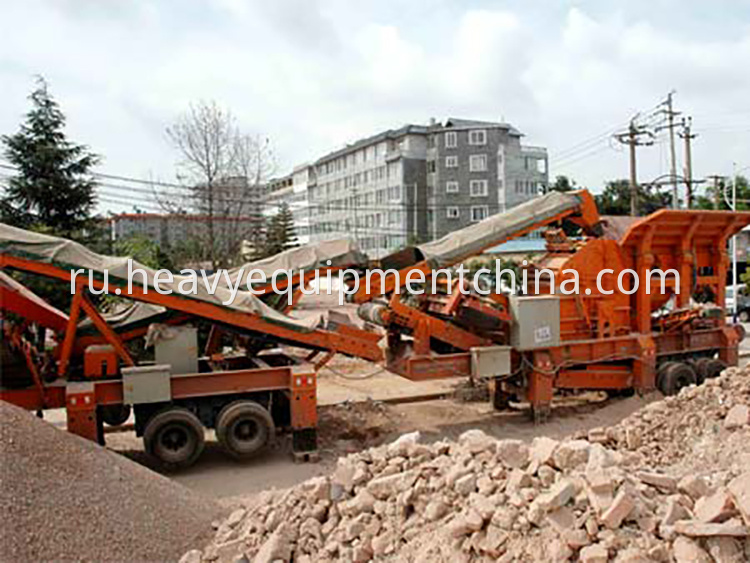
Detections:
[471, 206, 489, 222]
[469, 154, 487, 172]
[447, 207, 460, 219]
[446, 181, 459, 193]
[427, 160, 436, 173]
[445, 131, 457, 148]
[470, 180, 488, 197]
[389, 186, 401, 201]
[469, 129, 487, 145]
[446, 155, 458, 168]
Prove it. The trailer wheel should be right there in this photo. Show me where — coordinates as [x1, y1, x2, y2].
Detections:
[100, 404, 131, 426]
[702, 358, 727, 380]
[215, 400, 275, 459]
[143, 407, 205, 469]
[658, 362, 696, 396]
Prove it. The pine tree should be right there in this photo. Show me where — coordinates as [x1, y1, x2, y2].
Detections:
[1, 77, 99, 237]
[264, 202, 298, 256]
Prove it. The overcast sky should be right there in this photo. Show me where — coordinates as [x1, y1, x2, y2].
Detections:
[2, 0, 749, 213]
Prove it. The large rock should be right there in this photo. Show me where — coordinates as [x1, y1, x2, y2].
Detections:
[495, 439, 530, 469]
[579, 543, 608, 563]
[458, 429, 496, 454]
[553, 440, 591, 470]
[694, 489, 736, 523]
[600, 490, 635, 529]
[367, 470, 418, 500]
[637, 472, 677, 493]
[724, 405, 750, 429]
[678, 475, 710, 501]
[530, 436, 559, 466]
[727, 472, 750, 526]
[254, 525, 291, 563]
[673, 536, 711, 563]
[449, 509, 484, 537]
[674, 519, 749, 537]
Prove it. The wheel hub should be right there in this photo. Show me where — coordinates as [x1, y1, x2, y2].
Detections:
[233, 419, 259, 442]
[161, 426, 189, 452]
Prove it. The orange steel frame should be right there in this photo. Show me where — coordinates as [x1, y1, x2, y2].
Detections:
[0, 261, 357, 448]
[371, 207, 750, 417]
[0, 255, 382, 362]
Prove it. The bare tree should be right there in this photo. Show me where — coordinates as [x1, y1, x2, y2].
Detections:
[163, 101, 274, 269]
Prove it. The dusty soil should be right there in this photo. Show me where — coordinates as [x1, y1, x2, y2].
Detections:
[101, 389, 658, 500]
[39, 322, 750, 502]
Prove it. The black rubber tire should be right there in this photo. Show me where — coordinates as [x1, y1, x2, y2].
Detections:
[739, 310, 749, 323]
[143, 407, 205, 470]
[100, 404, 132, 426]
[658, 362, 697, 396]
[215, 400, 275, 459]
[704, 358, 727, 380]
[691, 358, 710, 385]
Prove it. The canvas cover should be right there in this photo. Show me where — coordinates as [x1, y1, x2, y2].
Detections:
[78, 238, 366, 335]
[226, 237, 366, 285]
[0, 223, 319, 333]
[77, 301, 169, 333]
[416, 191, 584, 267]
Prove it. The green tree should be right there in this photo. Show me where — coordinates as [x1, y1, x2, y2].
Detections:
[595, 179, 671, 216]
[548, 175, 576, 193]
[263, 202, 298, 256]
[113, 234, 174, 270]
[1, 77, 99, 238]
[694, 175, 749, 211]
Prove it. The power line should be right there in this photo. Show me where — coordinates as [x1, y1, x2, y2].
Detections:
[613, 116, 655, 216]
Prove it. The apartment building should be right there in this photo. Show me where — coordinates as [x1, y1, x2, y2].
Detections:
[300, 118, 547, 258]
[427, 118, 547, 240]
[307, 125, 429, 257]
[109, 213, 259, 249]
[263, 165, 312, 245]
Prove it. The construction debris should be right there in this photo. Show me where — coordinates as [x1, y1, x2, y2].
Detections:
[186, 364, 750, 562]
[0, 401, 223, 562]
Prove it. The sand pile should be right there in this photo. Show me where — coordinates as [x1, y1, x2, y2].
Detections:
[0, 401, 224, 562]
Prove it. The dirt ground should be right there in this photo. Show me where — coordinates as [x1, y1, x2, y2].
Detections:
[98, 389, 655, 499]
[42, 319, 750, 500]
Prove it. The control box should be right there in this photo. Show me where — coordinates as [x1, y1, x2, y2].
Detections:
[122, 364, 171, 405]
[509, 295, 561, 350]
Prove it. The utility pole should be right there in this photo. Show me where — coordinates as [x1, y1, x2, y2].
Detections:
[655, 91, 681, 208]
[678, 117, 697, 209]
[614, 116, 654, 216]
[706, 175, 725, 210]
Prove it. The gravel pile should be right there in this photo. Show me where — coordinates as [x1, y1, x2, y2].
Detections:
[188, 366, 750, 562]
[0, 401, 224, 562]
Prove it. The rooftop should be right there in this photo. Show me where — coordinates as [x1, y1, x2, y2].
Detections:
[443, 117, 522, 136]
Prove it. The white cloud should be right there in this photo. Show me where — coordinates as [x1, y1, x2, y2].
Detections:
[1, 0, 749, 212]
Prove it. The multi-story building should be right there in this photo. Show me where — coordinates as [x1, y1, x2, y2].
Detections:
[263, 165, 311, 245]
[426, 118, 548, 240]
[300, 118, 547, 258]
[109, 213, 258, 252]
[307, 125, 429, 257]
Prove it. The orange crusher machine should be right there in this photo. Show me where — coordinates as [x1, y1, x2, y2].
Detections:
[0, 228, 381, 469]
[353, 190, 749, 421]
[1, 189, 748, 468]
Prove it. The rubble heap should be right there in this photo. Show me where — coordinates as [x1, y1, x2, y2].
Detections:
[188, 366, 750, 562]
